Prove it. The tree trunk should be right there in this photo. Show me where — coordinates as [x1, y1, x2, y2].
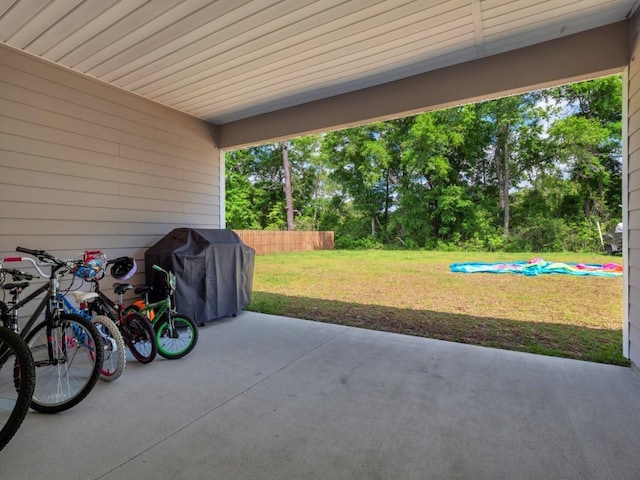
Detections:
[503, 126, 510, 235]
[282, 141, 295, 231]
[384, 170, 390, 225]
[495, 145, 504, 210]
[313, 173, 319, 231]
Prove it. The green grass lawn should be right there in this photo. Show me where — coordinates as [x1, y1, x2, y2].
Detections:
[247, 250, 628, 366]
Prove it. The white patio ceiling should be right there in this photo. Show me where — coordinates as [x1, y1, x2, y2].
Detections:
[1, 0, 638, 125]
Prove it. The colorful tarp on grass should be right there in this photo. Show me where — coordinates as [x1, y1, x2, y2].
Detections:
[450, 258, 623, 277]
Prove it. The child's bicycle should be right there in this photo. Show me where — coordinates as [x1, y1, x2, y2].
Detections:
[128, 265, 198, 360]
[61, 292, 126, 382]
[81, 255, 157, 364]
[48, 250, 127, 382]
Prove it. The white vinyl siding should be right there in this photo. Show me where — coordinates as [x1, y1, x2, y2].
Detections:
[0, 44, 220, 287]
[627, 14, 640, 366]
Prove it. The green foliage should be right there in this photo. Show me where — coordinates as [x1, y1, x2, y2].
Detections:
[334, 235, 384, 250]
[225, 75, 623, 254]
[505, 218, 603, 253]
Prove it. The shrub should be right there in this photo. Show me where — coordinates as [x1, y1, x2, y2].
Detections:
[335, 235, 384, 250]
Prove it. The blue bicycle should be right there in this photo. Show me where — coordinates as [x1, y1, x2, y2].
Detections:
[59, 292, 126, 382]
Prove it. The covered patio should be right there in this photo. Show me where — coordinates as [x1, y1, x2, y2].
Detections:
[3, 311, 640, 479]
[1, 2, 640, 475]
[1, 3, 637, 360]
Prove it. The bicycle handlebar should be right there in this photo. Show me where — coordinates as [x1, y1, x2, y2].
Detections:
[5, 256, 50, 278]
[15, 246, 51, 259]
[106, 256, 130, 266]
[12, 248, 84, 278]
[152, 264, 176, 294]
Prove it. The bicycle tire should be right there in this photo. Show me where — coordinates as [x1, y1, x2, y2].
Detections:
[0, 327, 35, 451]
[24, 314, 103, 414]
[122, 312, 157, 364]
[92, 315, 126, 382]
[154, 313, 199, 360]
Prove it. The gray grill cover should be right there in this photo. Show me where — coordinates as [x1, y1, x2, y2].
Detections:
[144, 228, 255, 325]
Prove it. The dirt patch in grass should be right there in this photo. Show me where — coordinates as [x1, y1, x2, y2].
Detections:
[248, 251, 627, 365]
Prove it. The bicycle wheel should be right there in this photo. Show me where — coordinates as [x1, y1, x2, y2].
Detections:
[122, 312, 157, 364]
[0, 327, 35, 451]
[24, 314, 103, 414]
[92, 315, 126, 382]
[154, 313, 199, 360]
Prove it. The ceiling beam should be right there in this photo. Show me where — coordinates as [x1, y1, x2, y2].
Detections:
[218, 20, 630, 149]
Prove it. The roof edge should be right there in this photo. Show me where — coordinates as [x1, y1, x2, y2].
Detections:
[218, 20, 630, 149]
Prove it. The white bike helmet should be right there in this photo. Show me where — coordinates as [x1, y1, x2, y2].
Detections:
[110, 257, 137, 280]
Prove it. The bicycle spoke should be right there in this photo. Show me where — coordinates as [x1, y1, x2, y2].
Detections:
[155, 315, 198, 359]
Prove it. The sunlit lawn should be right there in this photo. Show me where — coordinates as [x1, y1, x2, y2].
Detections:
[247, 250, 627, 365]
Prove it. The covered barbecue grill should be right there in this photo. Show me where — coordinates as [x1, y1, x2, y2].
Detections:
[144, 228, 255, 325]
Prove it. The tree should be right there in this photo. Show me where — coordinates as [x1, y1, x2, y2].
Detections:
[323, 125, 392, 238]
[399, 105, 494, 246]
[287, 135, 326, 231]
[548, 116, 611, 218]
[225, 75, 623, 253]
[480, 92, 545, 236]
[225, 148, 261, 229]
[224, 144, 288, 230]
[546, 76, 622, 222]
[282, 140, 294, 230]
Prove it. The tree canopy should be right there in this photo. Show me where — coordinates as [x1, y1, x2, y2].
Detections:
[225, 75, 623, 252]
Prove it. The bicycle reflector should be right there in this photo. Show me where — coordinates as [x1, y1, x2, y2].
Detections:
[110, 257, 137, 280]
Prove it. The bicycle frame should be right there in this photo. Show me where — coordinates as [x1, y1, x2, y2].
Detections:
[84, 273, 158, 364]
[59, 294, 91, 321]
[130, 265, 198, 360]
[138, 265, 177, 323]
[0, 257, 89, 368]
[137, 297, 170, 323]
[87, 281, 125, 321]
[1, 276, 61, 339]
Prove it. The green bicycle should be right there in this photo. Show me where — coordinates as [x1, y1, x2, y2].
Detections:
[128, 265, 198, 360]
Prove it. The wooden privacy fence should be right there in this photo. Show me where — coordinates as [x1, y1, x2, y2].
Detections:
[233, 230, 334, 255]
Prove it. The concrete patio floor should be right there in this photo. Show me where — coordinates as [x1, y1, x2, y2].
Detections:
[1, 311, 640, 480]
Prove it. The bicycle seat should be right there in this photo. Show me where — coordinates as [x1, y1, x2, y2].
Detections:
[112, 283, 133, 295]
[134, 286, 153, 295]
[2, 281, 29, 291]
[69, 291, 98, 303]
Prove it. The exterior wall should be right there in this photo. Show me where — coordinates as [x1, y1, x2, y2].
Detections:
[629, 16, 640, 366]
[0, 44, 220, 288]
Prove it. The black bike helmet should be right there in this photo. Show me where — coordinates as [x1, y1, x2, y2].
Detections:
[110, 257, 137, 280]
